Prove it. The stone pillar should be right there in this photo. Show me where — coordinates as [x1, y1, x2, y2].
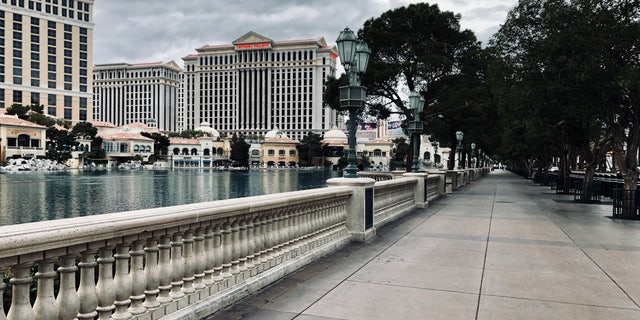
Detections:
[326, 177, 376, 242]
[427, 170, 447, 198]
[403, 172, 429, 208]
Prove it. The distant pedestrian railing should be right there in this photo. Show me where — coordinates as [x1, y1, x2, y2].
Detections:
[0, 169, 485, 320]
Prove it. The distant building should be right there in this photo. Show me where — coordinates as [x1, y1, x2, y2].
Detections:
[0, 1, 94, 123]
[93, 61, 182, 132]
[168, 122, 230, 168]
[0, 114, 47, 160]
[181, 31, 340, 141]
[90, 121, 155, 166]
[261, 127, 299, 167]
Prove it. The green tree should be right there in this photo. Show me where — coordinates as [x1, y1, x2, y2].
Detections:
[390, 137, 409, 170]
[229, 134, 250, 167]
[5, 104, 34, 119]
[489, 0, 638, 203]
[140, 132, 170, 159]
[297, 132, 326, 167]
[325, 3, 487, 171]
[46, 127, 77, 163]
[71, 122, 98, 139]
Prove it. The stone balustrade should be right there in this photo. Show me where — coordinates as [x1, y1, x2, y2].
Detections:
[0, 170, 477, 320]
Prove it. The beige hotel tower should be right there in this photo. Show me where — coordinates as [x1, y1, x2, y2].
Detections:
[182, 31, 340, 141]
[0, 0, 93, 123]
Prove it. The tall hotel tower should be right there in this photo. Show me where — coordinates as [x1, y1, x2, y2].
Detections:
[182, 31, 340, 141]
[0, 0, 94, 123]
[93, 61, 182, 132]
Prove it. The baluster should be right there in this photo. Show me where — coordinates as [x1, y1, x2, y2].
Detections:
[252, 216, 264, 274]
[128, 240, 146, 315]
[193, 227, 206, 292]
[156, 235, 173, 304]
[212, 223, 224, 284]
[96, 246, 115, 320]
[170, 232, 185, 299]
[220, 221, 232, 281]
[33, 259, 57, 320]
[7, 263, 34, 320]
[142, 237, 161, 310]
[245, 217, 256, 277]
[258, 214, 270, 272]
[181, 229, 196, 295]
[265, 213, 277, 268]
[229, 219, 240, 277]
[238, 218, 248, 276]
[203, 226, 215, 287]
[276, 211, 286, 263]
[0, 273, 6, 320]
[77, 250, 99, 320]
[112, 243, 132, 319]
[57, 254, 80, 320]
[289, 209, 300, 257]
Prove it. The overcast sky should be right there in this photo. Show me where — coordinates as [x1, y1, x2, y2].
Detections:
[93, 0, 518, 67]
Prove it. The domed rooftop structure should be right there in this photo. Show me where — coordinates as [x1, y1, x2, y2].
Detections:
[195, 121, 220, 137]
[265, 127, 287, 139]
[324, 127, 347, 140]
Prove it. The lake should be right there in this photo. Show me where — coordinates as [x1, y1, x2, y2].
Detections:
[0, 168, 340, 226]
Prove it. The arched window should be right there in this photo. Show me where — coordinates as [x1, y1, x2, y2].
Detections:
[373, 149, 382, 157]
[203, 148, 210, 156]
[424, 152, 431, 161]
[251, 150, 260, 156]
[173, 148, 180, 155]
[217, 148, 223, 156]
[182, 148, 189, 155]
[146, 146, 151, 152]
[133, 145, 139, 151]
[17, 134, 30, 147]
[191, 148, 198, 155]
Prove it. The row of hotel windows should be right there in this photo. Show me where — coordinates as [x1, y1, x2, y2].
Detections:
[2, 0, 91, 22]
[198, 50, 317, 66]
[94, 69, 181, 81]
[172, 148, 224, 156]
[103, 142, 151, 153]
[265, 149, 296, 157]
[0, 87, 87, 119]
[0, 11, 88, 92]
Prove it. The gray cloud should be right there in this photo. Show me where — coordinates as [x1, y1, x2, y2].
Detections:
[93, 1, 516, 66]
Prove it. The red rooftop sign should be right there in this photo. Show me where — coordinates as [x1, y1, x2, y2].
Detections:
[235, 43, 271, 50]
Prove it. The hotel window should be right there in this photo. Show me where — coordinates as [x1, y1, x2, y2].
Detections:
[63, 95, 71, 107]
[31, 92, 39, 104]
[289, 150, 296, 157]
[63, 108, 71, 119]
[47, 93, 55, 105]
[13, 90, 22, 103]
[268, 149, 274, 156]
[278, 150, 285, 157]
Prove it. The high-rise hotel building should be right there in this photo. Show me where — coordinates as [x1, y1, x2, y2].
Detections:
[0, 0, 93, 123]
[182, 31, 340, 141]
[93, 61, 182, 132]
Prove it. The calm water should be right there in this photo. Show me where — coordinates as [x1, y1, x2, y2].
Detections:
[0, 169, 339, 226]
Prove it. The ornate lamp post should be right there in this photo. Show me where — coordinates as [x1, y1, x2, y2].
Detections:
[336, 27, 370, 178]
[471, 142, 476, 168]
[408, 92, 425, 173]
[456, 131, 464, 169]
[431, 141, 439, 167]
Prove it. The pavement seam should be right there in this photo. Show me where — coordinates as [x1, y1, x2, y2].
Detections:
[291, 195, 447, 319]
[536, 189, 640, 310]
[481, 293, 640, 311]
[475, 183, 497, 320]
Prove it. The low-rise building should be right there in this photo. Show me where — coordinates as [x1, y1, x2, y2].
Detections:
[261, 128, 299, 168]
[0, 114, 47, 161]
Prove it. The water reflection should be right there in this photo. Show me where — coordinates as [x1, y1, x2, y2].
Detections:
[0, 169, 338, 226]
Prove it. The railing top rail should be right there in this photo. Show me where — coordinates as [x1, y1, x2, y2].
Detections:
[374, 177, 418, 188]
[0, 185, 353, 261]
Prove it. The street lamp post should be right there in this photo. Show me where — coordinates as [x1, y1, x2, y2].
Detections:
[408, 91, 425, 173]
[336, 27, 370, 178]
[456, 131, 464, 169]
[471, 142, 476, 168]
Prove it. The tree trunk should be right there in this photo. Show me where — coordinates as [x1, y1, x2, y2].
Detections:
[580, 165, 595, 203]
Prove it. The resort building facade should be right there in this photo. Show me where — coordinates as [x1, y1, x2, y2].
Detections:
[181, 31, 340, 141]
[92, 61, 182, 132]
[0, 0, 94, 123]
[0, 113, 46, 160]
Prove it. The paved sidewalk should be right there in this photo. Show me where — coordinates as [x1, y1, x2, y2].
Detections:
[206, 171, 640, 320]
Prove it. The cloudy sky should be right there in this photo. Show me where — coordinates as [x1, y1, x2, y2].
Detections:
[93, 0, 518, 67]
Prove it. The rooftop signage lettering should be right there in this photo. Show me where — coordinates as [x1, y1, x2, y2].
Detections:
[235, 43, 271, 50]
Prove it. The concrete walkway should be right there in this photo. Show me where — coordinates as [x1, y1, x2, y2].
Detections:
[205, 171, 640, 320]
